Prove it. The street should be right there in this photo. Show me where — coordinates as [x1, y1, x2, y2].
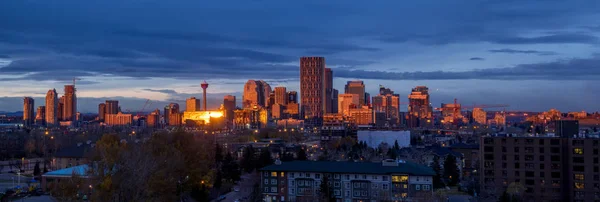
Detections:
[216, 174, 258, 202]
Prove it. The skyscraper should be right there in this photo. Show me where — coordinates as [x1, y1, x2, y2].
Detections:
[259, 80, 272, 108]
[147, 109, 160, 128]
[36, 106, 45, 125]
[372, 85, 400, 126]
[166, 103, 181, 126]
[45, 89, 58, 126]
[186, 97, 201, 112]
[408, 86, 433, 128]
[332, 89, 339, 114]
[274, 87, 288, 105]
[287, 91, 298, 104]
[58, 96, 65, 121]
[105, 100, 119, 115]
[63, 85, 76, 121]
[324, 68, 333, 113]
[23, 97, 34, 126]
[243, 80, 271, 108]
[98, 103, 106, 121]
[344, 80, 366, 106]
[223, 95, 237, 124]
[338, 94, 359, 116]
[300, 56, 325, 124]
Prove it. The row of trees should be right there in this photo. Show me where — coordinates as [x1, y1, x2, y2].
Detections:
[430, 155, 460, 188]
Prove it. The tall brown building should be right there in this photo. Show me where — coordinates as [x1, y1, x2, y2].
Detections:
[344, 80, 366, 106]
[146, 109, 160, 128]
[105, 112, 133, 126]
[23, 97, 34, 126]
[300, 56, 325, 125]
[274, 87, 288, 106]
[186, 97, 201, 112]
[372, 85, 400, 126]
[58, 96, 65, 121]
[45, 89, 58, 126]
[105, 100, 119, 115]
[407, 86, 433, 128]
[287, 91, 297, 104]
[98, 103, 106, 121]
[223, 95, 237, 124]
[36, 106, 45, 125]
[481, 129, 600, 202]
[63, 85, 76, 121]
[324, 68, 334, 113]
[338, 94, 359, 116]
[243, 80, 271, 108]
[165, 103, 181, 126]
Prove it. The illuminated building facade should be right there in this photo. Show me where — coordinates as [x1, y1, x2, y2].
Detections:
[45, 89, 58, 126]
[286, 103, 300, 119]
[58, 96, 64, 121]
[372, 85, 400, 126]
[408, 86, 433, 128]
[338, 94, 359, 116]
[165, 103, 181, 126]
[63, 85, 76, 121]
[36, 106, 46, 125]
[146, 109, 160, 128]
[223, 95, 237, 124]
[274, 87, 288, 106]
[98, 103, 106, 121]
[472, 108, 486, 125]
[287, 91, 297, 104]
[300, 57, 325, 126]
[324, 67, 334, 113]
[349, 107, 374, 125]
[105, 112, 133, 126]
[243, 80, 272, 108]
[233, 106, 269, 129]
[23, 97, 34, 126]
[186, 97, 201, 112]
[345, 80, 366, 107]
[105, 100, 119, 115]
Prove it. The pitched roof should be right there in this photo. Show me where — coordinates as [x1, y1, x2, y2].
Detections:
[260, 161, 435, 176]
[42, 165, 91, 178]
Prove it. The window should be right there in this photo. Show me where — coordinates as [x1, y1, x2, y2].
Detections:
[540, 155, 545, 161]
[345, 175, 349, 180]
[305, 173, 310, 178]
[290, 188, 295, 194]
[280, 172, 284, 177]
[291, 173, 295, 178]
[383, 184, 389, 190]
[291, 181, 295, 186]
[372, 184, 378, 189]
[354, 174, 358, 179]
[575, 182, 585, 189]
[514, 155, 520, 161]
[515, 171, 520, 176]
[271, 172, 278, 177]
[264, 172, 269, 177]
[383, 176, 388, 181]
[334, 174, 340, 179]
[345, 190, 350, 197]
[362, 175, 367, 179]
[392, 175, 408, 182]
[264, 187, 269, 192]
[575, 174, 585, 181]
[539, 147, 545, 153]
[551, 147, 560, 153]
[334, 190, 340, 196]
[551, 139, 560, 145]
[403, 184, 408, 189]
[345, 183, 350, 189]
[372, 175, 378, 180]
[540, 172, 545, 177]
[315, 174, 320, 179]
[423, 185, 430, 190]
[595, 149, 598, 155]
[551, 155, 560, 162]
[401, 193, 408, 198]
[574, 166, 585, 172]
[552, 172, 561, 178]
[271, 179, 277, 185]
[271, 187, 277, 193]
[539, 139, 544, 145]
[264, 179, 268, 184]
[334, 182, 340, 188]
[514, 147, 520, 152]
[416, 185, 421, 190]
[540, 164, 545, 169]
[515, 163, 520, 169]
[574, 148, 584, 155]
[574, 157, 584, 163]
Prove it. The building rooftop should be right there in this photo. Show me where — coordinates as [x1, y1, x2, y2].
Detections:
[260, 160, 435, 176]
[43, 165, 90, 178]
[450, 143, 479, 149]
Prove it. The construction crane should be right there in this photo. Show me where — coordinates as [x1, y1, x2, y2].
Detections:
[72, 77, 81, 86]
[434, 98, 510, 125]
[136, 99, 152, 117]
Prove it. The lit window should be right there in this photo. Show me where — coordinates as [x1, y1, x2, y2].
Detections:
[271, 172, 278, 177]
[416, 185, 421, 190]
[392, 175, 409, 182]
[402, 193, 408, 198]
[280, 172, 284, 177]
[575, 182, 585, 189]
[575, 174, 585, 180]
[403, 184, 408, 189]
[574, 148, 584, 155]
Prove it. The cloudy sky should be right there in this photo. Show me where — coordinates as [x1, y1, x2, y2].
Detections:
[1, 0, 599, 113]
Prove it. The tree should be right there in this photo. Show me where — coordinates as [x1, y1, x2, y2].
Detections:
[443, 155, 459, 186]
[241, 146, 256, 173]
[499, 191, 510, 202]
[222, 152, 241, 182]
[319, 175, 335, 202]
[296, 147, 308, 161]
[43, 162, 48, 173]
[215, 143, 223, 164]
[394, 140, 400, 150]
[257, 149, 273, 169]
[33, 161, 41, 177]
[281, 152, 295, 162]
[430, 156, 444, 188]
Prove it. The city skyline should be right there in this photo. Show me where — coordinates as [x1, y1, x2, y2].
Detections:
[1, 0, 600, 112]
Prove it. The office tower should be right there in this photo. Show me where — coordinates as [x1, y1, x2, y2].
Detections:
[274, 87, 288, 105]
[166, 103, 181, 126]
[408, 86, 433, 128]
[186, 97, 201, 112]
[324, 67, 334, 113]
[338, 94, 359, 116]
[332, 89, 339, 114]
[272, 103, 285, 119]
[223, 95, 236, 123]
[300, 56, 325, 124]
[57, 96, 64, 121]
[63, 85, 76, 121]
[287, 91, 298, 104]
[105, 100, 119, 115]
[147, 109, 160, 128]
[372, 86, 401, 126]
[286, 103, 300, 119]
[23, 97, 34, 126]
[349, 107, 374, 125]
[98, 103, 106, 121]
[267, 92, 275, 109]
[243, 80, 271, 108]
[45, 89, 58, 126]
[364, 92, 371, 107]
[344, 80, 366, 106]
[36, 106, 45, 125]
[480, 128, 598, 202]
[201, 81, 209, 111]
[472, 108, 486, 125]
[105, 112, 133, 126]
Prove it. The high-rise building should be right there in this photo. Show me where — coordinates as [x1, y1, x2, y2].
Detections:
[36, 106, 45, 125]
[344, 80, 366, 106]
[286, 102, 300, 119]
[223, 95, 236, 124]
[186, 97, 201, 112]
[147, 109, 160, 128]
[287, 91, 298, 104]
[300, 57, 325, 125]
[63, 85, 76, 121]
[45, 89, 58, 126]
[165, 103, 181, 126]
[332, 89, 339, 114]
[274, 87, 288, 106]
[472, 108, 486, 125]
[408, 86, 433, 128]
[271, 103, 285, 119]
[260, 81, 272, 107]
[23, 97, 34, 126]
[105, 112, 133, 126]
[338, 94, 359, 116]
[364, 92, 371, 107]
[324, 67, 334, 113]
[57, 96, 65, 121]
[98, 103, 106, 121]
[243, 80, 271, 108]
[267, 91, 275, 109]
[349, 107, 374, 125]
[105, 100, 119, 115]
[372, 85, 400, 126]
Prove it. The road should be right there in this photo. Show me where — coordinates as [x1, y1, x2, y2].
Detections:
[216, 174, 258, 202]
[448, 195, 472, 202]
[0, 173, 33, 191]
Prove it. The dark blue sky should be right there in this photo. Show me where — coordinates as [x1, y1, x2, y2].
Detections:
[0, 0, 599, 112]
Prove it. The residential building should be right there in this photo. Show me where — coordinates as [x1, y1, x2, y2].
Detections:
[105, 100, 119, 115]
[105, 112, 133, 126]
[274, 87, 288, 106]
[63, 85, 77, 121]
[407, 86, 433, 128]
[98, 103, 106, 121]
[186, 97, 201, 112]
[300, 57, 325, 126]
[23, 97, 34, 126]
[36, 106, 46, 125]
[344, 80, 366, 106]
[224, 95, 237, 125]
[260, 160, 435, 202]
[45, 89, 58, 126]
[52, 143, 92, 170]
[324, 68, 334, 114]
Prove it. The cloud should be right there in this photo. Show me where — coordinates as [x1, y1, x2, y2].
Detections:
[488, 33, 599, 45]
[488, 48, 558, 56]
[469, 57, 485, 61]
[335, 56, 600, 80]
